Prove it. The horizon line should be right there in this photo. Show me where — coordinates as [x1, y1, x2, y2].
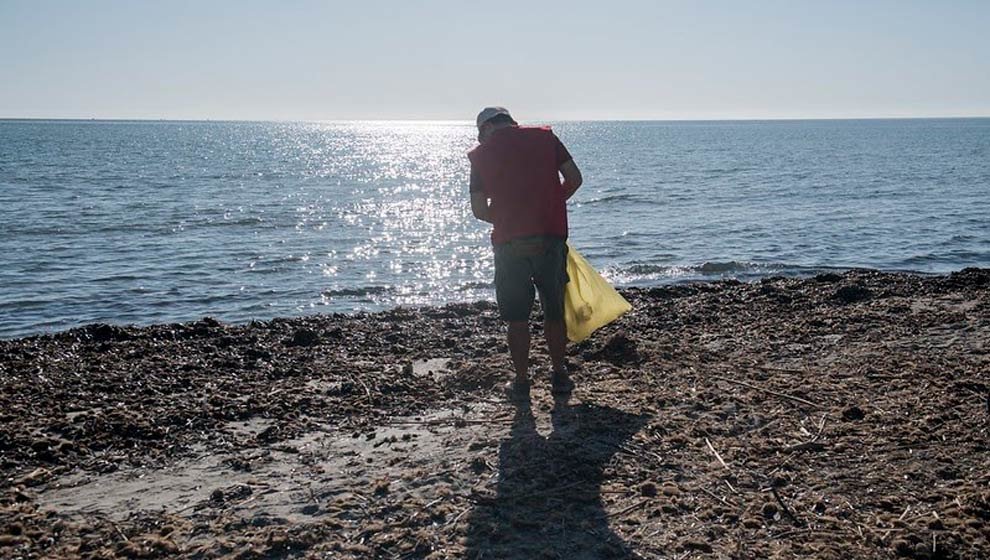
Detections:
[1, 115, 989, 124]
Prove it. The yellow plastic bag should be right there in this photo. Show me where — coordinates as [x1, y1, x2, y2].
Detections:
[564, 243, 632, 342]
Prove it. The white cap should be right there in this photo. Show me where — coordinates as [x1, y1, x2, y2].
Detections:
[476, 106, 513, 127]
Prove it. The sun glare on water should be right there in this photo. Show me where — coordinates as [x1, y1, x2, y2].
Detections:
[288, 121, 492, 310]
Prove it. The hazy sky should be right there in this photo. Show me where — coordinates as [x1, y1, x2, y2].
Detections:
[2, 0, 988, 120]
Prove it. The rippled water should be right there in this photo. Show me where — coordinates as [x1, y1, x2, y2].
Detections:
[1, 119, 988, 338]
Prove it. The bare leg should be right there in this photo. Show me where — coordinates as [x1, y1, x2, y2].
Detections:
[507, 321, 530, 381]
[544, 319, 567, 375]
[545, 319, 574, 394]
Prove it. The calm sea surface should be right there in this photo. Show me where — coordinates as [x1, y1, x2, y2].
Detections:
[1, 119, 988, 339]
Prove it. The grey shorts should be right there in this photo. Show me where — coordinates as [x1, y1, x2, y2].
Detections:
[493, 236, 568, 322]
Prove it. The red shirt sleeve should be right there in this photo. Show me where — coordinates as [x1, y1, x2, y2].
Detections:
[553, 134, 573, 167]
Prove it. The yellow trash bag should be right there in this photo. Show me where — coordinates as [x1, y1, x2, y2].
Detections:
[564, 243, 632, 342]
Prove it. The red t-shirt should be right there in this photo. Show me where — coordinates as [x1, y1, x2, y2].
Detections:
[468, 126, 573, 245]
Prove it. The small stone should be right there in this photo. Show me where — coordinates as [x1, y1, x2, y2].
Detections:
[681, 540, 713, 553]
[15, 467, 50, 487]
[834, 285, 872, 304]
[842, 406, 866, 421]
[813, 272, 842, 283]
[891, 539, 913, 557]
[771, 475, 789, 488]
[0, 535, 27, 548]
[90, 323, 126, 342]
[12, 490, 33, 503]
[251, 514, 280, 527]
[289, 328, 319, 347]
[761, 502, 778, 518]
[468, 457, 487, 474]
[372, 477, 390, 496]
[597, 332, 641, 365]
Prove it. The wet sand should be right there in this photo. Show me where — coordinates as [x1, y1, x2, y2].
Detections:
[1, 269, 988, 559]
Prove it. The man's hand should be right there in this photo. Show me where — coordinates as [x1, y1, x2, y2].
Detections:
[471, 191, 493, 223]
[560, 160, 583, 200]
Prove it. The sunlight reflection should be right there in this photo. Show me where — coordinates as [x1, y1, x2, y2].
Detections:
[255, 121, 497, 312]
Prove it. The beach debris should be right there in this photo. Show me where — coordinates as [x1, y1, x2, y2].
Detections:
[842, 405, 866, 421]
[713, 375, 820, 409]
[0, 269, 987, 558]
[586, 331, 641, 365]
[287, 328, 319, 347]
[813, 272, 843, 283]
[834, 284, 873, 304]
[14, 468, 50, 488]
[87, 324, 132, 343]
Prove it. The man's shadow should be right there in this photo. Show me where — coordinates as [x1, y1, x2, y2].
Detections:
[465, 395, 649, 559]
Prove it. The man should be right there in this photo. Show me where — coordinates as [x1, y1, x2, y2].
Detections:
[467, 107, 583, 399]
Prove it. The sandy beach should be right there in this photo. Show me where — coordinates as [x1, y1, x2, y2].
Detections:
[1, 269, 988, 559]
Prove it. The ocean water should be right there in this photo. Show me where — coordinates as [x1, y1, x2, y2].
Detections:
[1, 118, 988, 339]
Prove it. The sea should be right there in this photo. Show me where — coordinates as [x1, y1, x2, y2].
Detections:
[1, 118, 988, 339]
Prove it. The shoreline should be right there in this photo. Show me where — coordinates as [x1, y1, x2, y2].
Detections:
[0, 266, 960, 343]
[3, 116, 989, 124]
[2, 268, 988, 558]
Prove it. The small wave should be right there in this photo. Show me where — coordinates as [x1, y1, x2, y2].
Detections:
[948, 234, 979, 243]
[323, 286, 394, 297]
[896, 250, 990, 267]
[90, 274, 146, 284]
[619, 261, 782, 276]
[3, 223, 160, 236]
[194, 217, 270, 228]
[605, 260, 833, 285]
[622, 264, 674, 275]
[580, 194, 639, 205]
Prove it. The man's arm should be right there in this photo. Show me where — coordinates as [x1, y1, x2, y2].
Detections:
[471, 191, 492, 223]
[469, 166, 493, 223]
[560, 159, 583, 200]
[552, 133, 582, 200]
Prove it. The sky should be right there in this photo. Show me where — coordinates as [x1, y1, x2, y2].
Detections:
[1, 0, 988, 121]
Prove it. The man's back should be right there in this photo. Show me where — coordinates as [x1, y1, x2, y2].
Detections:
[468, 126, 571, 244]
